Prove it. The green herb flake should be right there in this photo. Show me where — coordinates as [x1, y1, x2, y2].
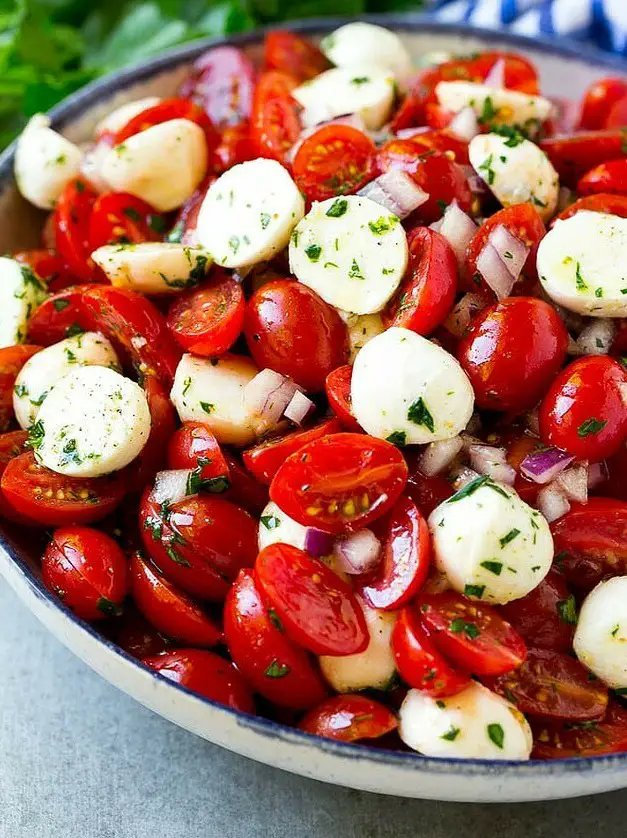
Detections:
[264, 660, 291, 678]
[499, 528, 520, 548]
[449, 618, 480, 640]
[52, 299, 70, 312]
[326, 198, 348, 218]
[406, 397, 435, 432]
[480, 560, 503, 576]
[577, 417, 607, 437]
[199, 402, 215, 415]
[478, 154, 496, 185]
[557, 595, 578, 626]
[96, 596, 121, 617]
[464, 584, 485, 599]
[268, 609, 284, 632]
[487, 723, 505, 749]
[447, 475, 490, 503]
[260, 515, 281, 530]
[348, 258, 364, 280]
[575, 261, 588, 292]
[26, 419, 45, 450]
[385, 431, 406, 446]
[305, 244, 322, 262]
[368, 215, 398, 235]
[441, 726, 461, 742]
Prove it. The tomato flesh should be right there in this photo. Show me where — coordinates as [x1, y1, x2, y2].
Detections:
[54, 178, 100, 282]
[540, 130, 627, 186]
[578, 78, 627, 130]
[532, 701, 627, 759]
[299, 694, 398, 742]
[577, 158, 627, 196]
[167, 421, 230, 483]
[250, 71, 301, 163]
[263, 30, 329, 82]
[88, 192, 165, 249]
[0, 345, 41, 431]
[325, 366, 361, 431]
[552, 192, 627, 224]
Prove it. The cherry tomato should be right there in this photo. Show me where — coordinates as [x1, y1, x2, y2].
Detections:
[115, 606, 169, 658]
[540, 130, 627, 187]
[470, 52, 540, 94]
[404, 465, 454, 517]
[325, 366, 361, 431]
[264, 30, 329, 81]
[88, 192, 166, 249]
[222, 450, 269, 515]
[114, 97, 219, 152]
[250, 71, 301, 163]
[485, 647, 609, 721]
[125, 375, 177, 493]
[167, 272, 245, 356]
[82, 286, 182, 387]
[292, 125, 377, 203]
[14, 249, 76, 293]
[605, 94, 627, 129]
[242, 419, 342, 486]
[577, 158, 627, 196]
[578, 78, 627, 130]
[245, 280, 348, 392]
[143, 649, 254, 713]
[392, 605, 471, 697]
[179, 46, 256, 127]
[167, 422, 230, 483]
[390, 92, 426, 133]
[42, 526, 129, 620]
[356, 497, 431, 611]
[26, 285, 93, 346]
[169, 175, 215, 246]
[531, 701, 627, 759]
[502, 433, 546, 506]
[224, 568, 329, 709]
[400, 129, 470, 165]
[539, 356, 627, 461]
[424, 103, 454, 130]
[299, 694, 398, 742]
[1, 451, 125, 526]
[0, 430, 29, 522]
[54, 177, 99, 282]
[601, 442, 627, 501]
[0, 344, 41, 430]
[270, 432, 408, 534]
[552, 192, 627, 225]
[214, 122, 257, 172]
[458, 297, 568, 413]
[498, 571, 577, 652]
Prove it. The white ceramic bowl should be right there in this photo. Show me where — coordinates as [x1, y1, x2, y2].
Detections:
[1, 14, 627, 803]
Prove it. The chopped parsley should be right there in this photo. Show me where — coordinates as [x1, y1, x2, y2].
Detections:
[492, 125, 525, 147]
[260, 515, 281, 530]
[577, 417, 607, 437]
[480, 560, 503, 576]
[199, 402, 215, 415]
[487, 723, 504, 749]
[464, 584, 485, 599]
[575, 261, 588, 292]
[52, 299, 70, 312]
[26, 419, 45, 450]
[446, 474, 489, 502]
[351, 76, 370, 85]
[385, 431, 406, 446]
[268, 609, 284, 632]
[59, 438, 81, 466]
[348, 258, 364, 280]
[148, 214, 167, 234]
[478, 96, 498, 125]
[557, 595, 578, 626]
[228, 235, 240, 254]
[449, 618, 480, 640]
[326, 198, 348, 218]
[264, 660, 291, 678]
[65, 323, 84, 338]
[368, 215, 398, 235]
[406, 397, 435, 432]
[182, 376, 192, 396]
[441, 726, 461, 741]
[499, 528, 520, 548]
[305, 244, 322, 262]
[13, 384, 28, 398]
[478, 154, 496, 185]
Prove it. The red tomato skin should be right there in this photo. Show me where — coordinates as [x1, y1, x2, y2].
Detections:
[255, 543, 369, 656]
[214, 123, 257, 172]
[264, 31, 329, 81]
[54, 178, 100, 282]
[130, 552, 222, 646]
[458, 297, 569, 413]
[245, 280, 348, 392]
[392, 606, 471, 697]
[384, 227, 458, 335]
[407, 129, 470, 165]
[250, 71, 301, 163]
[26, 285, 94, 346]
[605, 94, 627, 129]
[0, 431, 29, 522]
[143, 649, 255, 714]
[540, 130, 627, 187]
[179, 46, 256, 128]
[325, 366, 361, 431]
[125, 375, 177, 493]
[0, 345, 41, 430]
[539, 356, 627, 461]
[299, 694, 398, 742]
[552, 192, 627, 225]
[498, 571, 576, 653]
[531, 701, 627, 759]
[356, 497, 431, 611]
[270, 433, 409, 535]
[170, 175, 215, 246]
[42, 527, 129, 621]
[88, 192, 164, 249]
[224, 569, 329, 709]
[14, 249, 76, 293]
[167, 421, 230, 481]
[242, 419, 342, 486]
[577, 158, 627, 196]
[578, 78, 627, 129]
[115, 606, 169, 658]
[114, 97, 219, 152]
[222, 450, 269, 515]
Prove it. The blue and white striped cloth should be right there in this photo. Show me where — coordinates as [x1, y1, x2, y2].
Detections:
[431, 0, 627, 56]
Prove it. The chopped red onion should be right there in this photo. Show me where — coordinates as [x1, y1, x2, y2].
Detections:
[468, 444, 516, 486]
[443, 292, 485, 338]
[434, 200, 478, 265]
[557, 185, 575, 213]
[287, 113, 367, 162]
[419, 436, 464, 477]
[537, 484, 571, 523]
[333, 529, 381, 575]
[476, 242, 517, 300]
[619, 382, 627, 407]
[449, 106, 480, 141]
[304, 528, 335, 558]
[483, 58, 505, 88]
[244, 369, 302, 429]
[152, 469, 194, 506]
[357, 170, 428, 219]
[587, 461, 608, 489]
[571, 319, 616, 356]
[284, 390, 315, 426]
[520, 447, 575, 484]
[488, 225, 530, 280]
[556, 463, 588, 504]
[394, 126, 432, 139]
[450, 465, 480, 490]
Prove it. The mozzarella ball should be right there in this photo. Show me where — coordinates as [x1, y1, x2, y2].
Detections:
[428, 479, 553, 605]
[196, 159, 305, 269]
[0, 258, 47, 348]
[95, 97, 161, 137]
[321, 23, 413, 80]
[338, 310, 385, 363]
[574, 577, 627, 690]
[537, 211, 627, 317]
[289, 197, 408, 315]
[351, 328, 474, 443]
[92, 243, 212, 294]
[469, 133, 559, 222]
[435, 81, 554, 129]
[35, 366, 150, 477]
[14, 114, 83, 210]
[101, 119, 208, 212]
[399, 683, 533, 760]
[258, 501, 310, 551]
[13, 331, 120, 430]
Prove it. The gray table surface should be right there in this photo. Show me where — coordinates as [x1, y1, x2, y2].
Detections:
[1, 578, 626, 838]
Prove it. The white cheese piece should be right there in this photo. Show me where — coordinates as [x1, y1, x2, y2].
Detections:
[13, 331, 120, 430]
[170, 353, 259, 446]
[320, 23, 413, 80]
[428, 479, 553, 605]
[91, 243, 212, 294]
[436, 81, 554, 128]
[537, 211, 627, 317]
[399, 683, 533, 760]
[95, 97, 162, 137]
[574, 577, 627, 690]
[293, 66, 395, 130]
[258, 501, 310, 552]
[0, 257, 48, 349]
[338, 310, 385, 363]
[14, 115, 83, 210]
[469, 132, 559, 222]
[35, 366, 151, 477]
[351, 327, 474, 443]
[196, 159, 305, 269]
[101, 119, 208, 212]
[289, 196, 408, 315]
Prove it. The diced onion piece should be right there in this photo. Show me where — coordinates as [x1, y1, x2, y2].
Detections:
[557, 185, 575, 213]
[520, 446, 575, 484]
[333, 529, 381, 575]
[304, 528, 335, 557]
[556, 463, 588, 504]
[443, 292, 485, 338]
[450, 464, 480, 490]
[572, 319, 616, 356]
[419, 436, 464, 477]
[468, 444, 516, 486]
[357, 170, 428, 219]
[448, 106, 480, 141]
[435, 200, 478, 265]
[476, 242, 516, 300]
[537, 484, 571, 523]
[488, 224, 530, 281]
[482, 58, 505, 88]
[395, 126, 431, 139]
[284, 390, 315, 426]
[152, 469, 194, 506]
[588, 461, 608, 489]
[243, 369, 302, 428]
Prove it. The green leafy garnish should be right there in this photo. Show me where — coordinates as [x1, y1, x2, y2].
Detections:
[577, 417, 607, 437]
[487, 723, 504, 749]
[406, 397, 435, 432]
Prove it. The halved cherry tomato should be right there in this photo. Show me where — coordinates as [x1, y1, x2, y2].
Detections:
[130, 551, 222, 646]
[419, 590, 527, 677]
[167, 272, 245, 356]
[425, 103, 454, 129]
[250, 71, 301, 163]
[578, 78, 627, 130]
[26, 285, 93, 346]
[499, 571, 577, 652]
[356, 497, 431, 611]
[0, 345, 41, 430]
[503, 433, 546, 505]
[0, 430, 30, 522]
[391, 605, 471, 697]
[42, 526, 129, 620]
[292, 125, 377, 203]
[605, 93, 627, 128]
[223, 450, 269, 514]
[470, 52, 540, 94]
[403, 129, 470, 165]
[531, 701, 627, 759]
[325, 366, 361, 431]
[577, 158, 627, 196]
[299, 694, 398, 742]
[167, 422, 230, 483]
[54, 177, 99, 282]
[1, 451, 125, 526]
[88, 192, 166, 249]
[143, 649, 255, 713]
[115, 606, 169, 658]
[384, 227, 457, 335]
[214, 123, 257, 172]
[264, 30, 329, 81]
[270, 433, 408, 534]
[242, 418, 342, 486]
[14, 249, 76, 293]
[404, 466, 454, 518]
[552, 192, 627, 225]
[540, 130, 627, 186]
[245, 280, 348, 392]
[179, 46, 256, 128]
[114, 97, 219, 152]
[169, 174, 215, 246]
[224, 568, 329, 709]
[125, 375, 177, 493]
[458, 297, 568, 413]
[389, 92, 426, 133]
[539, 356, 627, 461]
[485, 647, 609, 721]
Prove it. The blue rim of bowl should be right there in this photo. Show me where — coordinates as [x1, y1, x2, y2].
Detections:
[1, 13, 626, 780]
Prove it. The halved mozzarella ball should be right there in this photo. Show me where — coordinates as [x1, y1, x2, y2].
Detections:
[289, 197, 408, 315]
[13, 331, 120, 430]
[319, 598, 397, 692]
[469, 133, 559, 222]
[258, 501, 309, 551]
[339, 310, 385, 363]
[35, 366, 150, 477]
[0, 258, 48, 349]
[196, 159, 305, 269]
[170, 353, 259, 446]
[428, 480, 553, 605]
[320, 23, 413, 80]
[101, 119, 208, 212]
[92, 243, 212, 294]
[399, 683, 533, 760]
[436, 81, 554, 128]
[95, 97, 161, 137]
[537, 211, 627, 317]
[351, 327, 474, 443]
[14, 115, 83, 210]
[293, 67, 395, 130]
[574, 577, 627, 689]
